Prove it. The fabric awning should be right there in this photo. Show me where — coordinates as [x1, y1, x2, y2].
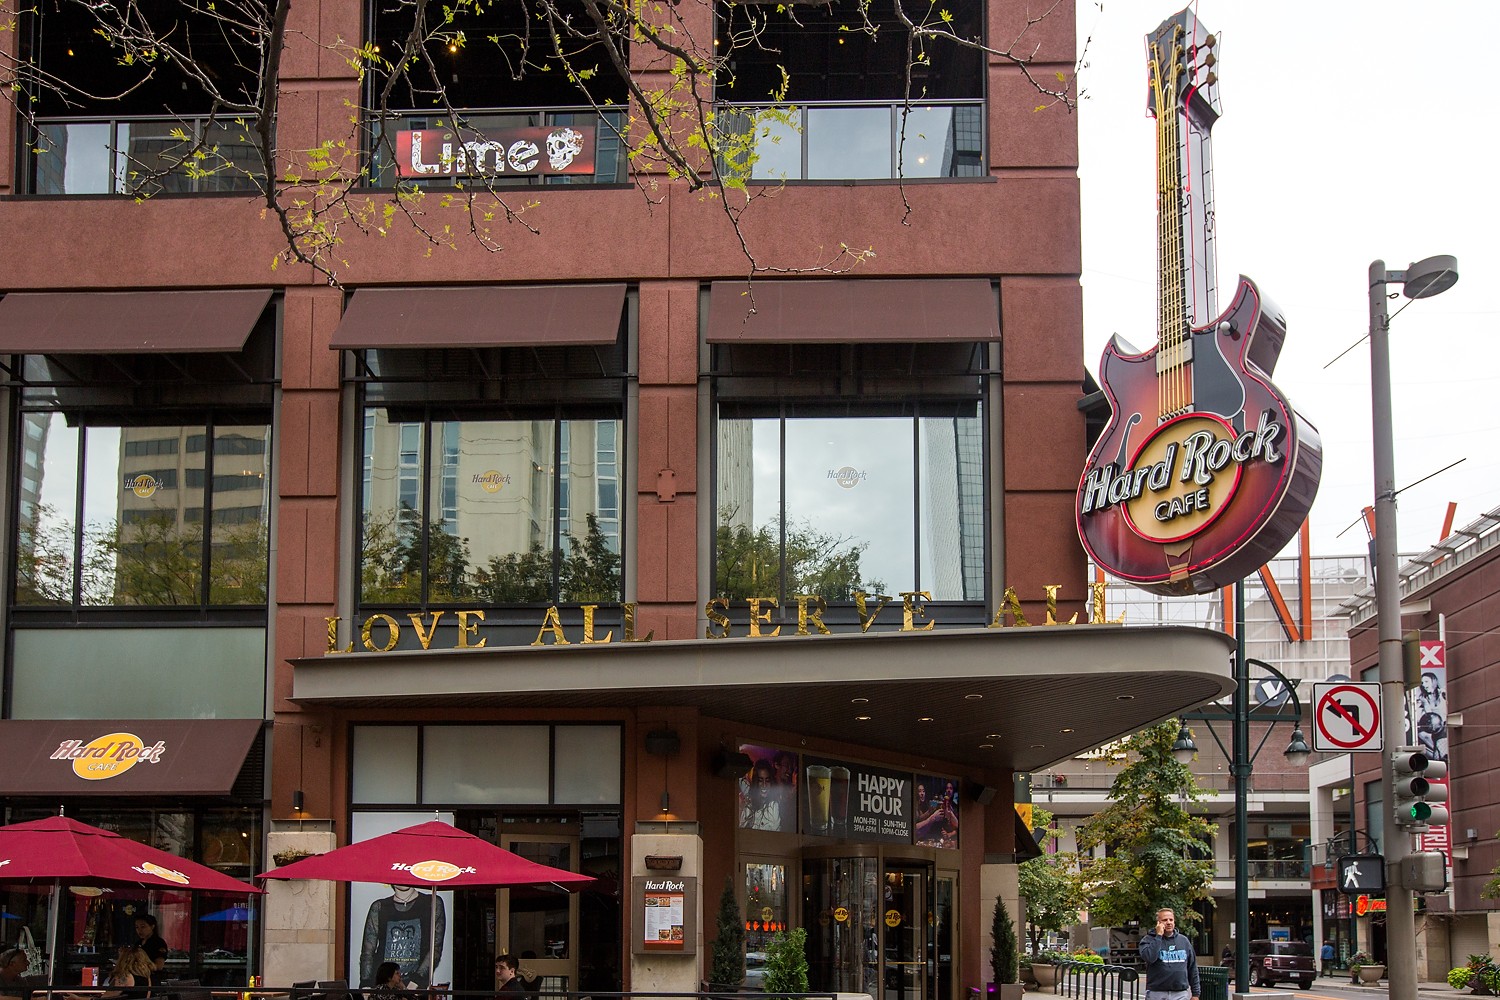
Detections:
[706, 279, 999, 343]
[0, 719, 263, 796]
[0, 290, 273, 353]
[330, 283, 627, 349]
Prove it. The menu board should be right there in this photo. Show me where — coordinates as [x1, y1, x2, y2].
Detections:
[631, 876, 698, 955]
[801, 756, 911, 844]
[643, 887, 685, 948]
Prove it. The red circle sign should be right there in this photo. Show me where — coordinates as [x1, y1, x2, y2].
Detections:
[1316, 686, 1381, 749]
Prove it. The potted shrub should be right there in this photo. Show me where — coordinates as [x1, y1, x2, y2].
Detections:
[761, 927, 810, 995]
[989, 897, 1023, 1000]
[1350, 952, 1384, 984]
[1450, 955, 1500, 995]
[707, 877, 745, 994]
[1030, 950, 1069, 989]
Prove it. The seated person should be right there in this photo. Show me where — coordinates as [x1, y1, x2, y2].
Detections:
[0, 949, 36, 999]
[110, 946, 157, 991]
[372, 964, 406, 994]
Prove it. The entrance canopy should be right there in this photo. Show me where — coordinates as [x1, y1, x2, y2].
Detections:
[291, 625, 1233, 771]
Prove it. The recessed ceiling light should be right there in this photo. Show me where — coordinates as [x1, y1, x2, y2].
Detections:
[852, 697, 869, 704]
[964, 693, 983, 701]
[1117, 694, 1136, 701]
[1061, 728, 1075, 734]
[979, 743, 994, 749]
[987, 733, 1001, 740]
[918, 716, 935, 723]
[1030, 743, 1045, 749]
[856, 715, 871, 721]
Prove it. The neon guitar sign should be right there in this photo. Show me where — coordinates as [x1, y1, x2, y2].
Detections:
[1076, 9, 1322, 596]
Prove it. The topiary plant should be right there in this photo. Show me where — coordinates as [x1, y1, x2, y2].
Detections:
[991, 896, 1019, 984]
[708, 876, 746, 992]
[761, 927, 810, 995]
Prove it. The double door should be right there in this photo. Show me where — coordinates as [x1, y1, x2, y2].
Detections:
[802, 851, 956, 1000]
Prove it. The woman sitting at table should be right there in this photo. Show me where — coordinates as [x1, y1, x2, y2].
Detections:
[109, 946, 156, 991]
[372, 963, 408, 994]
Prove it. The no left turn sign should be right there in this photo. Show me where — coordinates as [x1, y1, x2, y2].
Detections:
[1313, 682, 1383, 752]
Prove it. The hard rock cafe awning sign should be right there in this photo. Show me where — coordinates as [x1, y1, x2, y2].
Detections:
[395, 125, 596, 178]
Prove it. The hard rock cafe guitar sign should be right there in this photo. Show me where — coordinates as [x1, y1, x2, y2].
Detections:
[1076, 10, 1322, 596]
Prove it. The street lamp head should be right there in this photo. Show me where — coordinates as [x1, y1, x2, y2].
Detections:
[1171, 724, 1198, 764]
[1401, 254, 1459, 299]
[1284, 727, 1311, 767]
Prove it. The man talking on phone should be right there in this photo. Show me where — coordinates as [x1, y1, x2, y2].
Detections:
[1139, 908, 1199, 1000]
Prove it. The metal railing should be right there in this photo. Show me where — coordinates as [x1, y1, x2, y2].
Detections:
[30, 991, 839, 1000]
[1055, 960, 1139, 1000]
[713, 100, 985, 181]
[25, 115, 265, 196]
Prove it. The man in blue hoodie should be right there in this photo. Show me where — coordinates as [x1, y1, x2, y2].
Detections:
[1138, 908, 1200, 1000]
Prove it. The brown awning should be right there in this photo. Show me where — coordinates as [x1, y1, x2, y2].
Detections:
[0, 290, 273, 353]
[330, 283, 627, 349]
[0, 719, 263, 797]
[706, 279, 999, 343]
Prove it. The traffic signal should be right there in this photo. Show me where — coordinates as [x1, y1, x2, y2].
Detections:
[1391, 747, 1449, 828]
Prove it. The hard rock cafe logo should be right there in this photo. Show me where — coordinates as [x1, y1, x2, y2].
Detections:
[1078, 411, 1283, 542]
[124, 474, 162, 499]
[133, 861, 190, 885]
[52, 732, 168, 780]
[827, 466, 867, 490]
[393, 860, 476, 882]
[473, 470, 511, 494]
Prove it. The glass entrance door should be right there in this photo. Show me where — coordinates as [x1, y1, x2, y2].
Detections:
[881, 866, 929, 1000]
[496, 835, 580, 994]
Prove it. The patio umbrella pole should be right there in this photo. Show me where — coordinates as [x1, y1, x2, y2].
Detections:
[429, 889, 437, 988]
[45, 880, 60, 989]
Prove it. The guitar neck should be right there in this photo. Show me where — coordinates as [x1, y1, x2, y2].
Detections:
[1153, 36, 1191, 421]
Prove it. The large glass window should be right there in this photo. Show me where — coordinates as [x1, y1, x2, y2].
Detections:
[713, 337, 990, 609]
[10, 333, 275, 612]
[354, 339, 627, 611]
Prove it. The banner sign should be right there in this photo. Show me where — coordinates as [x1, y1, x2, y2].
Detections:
[913, 774, 960, 849]
[395, 125, 596, 178]
[802, 755, 911, 844]
[1407, 640, 1450, 871]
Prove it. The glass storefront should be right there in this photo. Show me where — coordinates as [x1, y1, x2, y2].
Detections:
[0, 806, 262, 987]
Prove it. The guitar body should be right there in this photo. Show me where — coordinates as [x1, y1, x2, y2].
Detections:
[1077, 275, 1323, 595]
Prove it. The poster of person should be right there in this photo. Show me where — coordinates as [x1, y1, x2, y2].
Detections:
[347, 811, 455, 989]
[736, 745, 798, 833]
[913, 775, 960, 849]
[1405, 644, 1449, 762]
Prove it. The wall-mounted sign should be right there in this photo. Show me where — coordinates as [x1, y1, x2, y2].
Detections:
[913, 774, 960, 849]
[396, 126, 596, 178]
[631, 876, 697, 955]
[802, 756, 910, 844]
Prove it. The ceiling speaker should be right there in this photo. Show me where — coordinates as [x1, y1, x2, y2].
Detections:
[645, 728, 680, 756]
[712, 749, 753, 779]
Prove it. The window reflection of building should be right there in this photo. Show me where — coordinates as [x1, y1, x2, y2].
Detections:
[355, 337, 627, 608]
[713, 341, 990, 608]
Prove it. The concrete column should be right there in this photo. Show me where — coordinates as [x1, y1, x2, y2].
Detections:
[629, 832, 705, 991]
[980, 862, 1020, 985]
[263, 828, 339, 984]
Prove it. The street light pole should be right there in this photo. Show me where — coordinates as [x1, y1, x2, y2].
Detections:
[1175, 649, 1310, 996]
[1367, 255, 1458, 1000]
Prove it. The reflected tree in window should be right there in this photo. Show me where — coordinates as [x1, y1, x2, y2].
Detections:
[715, 511, 885, 603]
[14, 503, 74, 606]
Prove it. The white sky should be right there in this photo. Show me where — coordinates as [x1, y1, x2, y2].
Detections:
[1076, 1, 1500, 560]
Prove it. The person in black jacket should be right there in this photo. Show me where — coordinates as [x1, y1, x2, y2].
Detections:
[1138, 908, 1200, 1000]
[495, 956, 527, 997]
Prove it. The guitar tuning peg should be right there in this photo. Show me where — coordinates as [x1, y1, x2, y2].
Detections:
[1204, 71, 1217, 86]
[1204, 33, 1216, 47]
[1204, 52, 1216, 67]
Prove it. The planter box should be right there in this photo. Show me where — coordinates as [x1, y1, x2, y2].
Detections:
[1358, 966, 1385, 983]
[1032, 964, 1057, 989]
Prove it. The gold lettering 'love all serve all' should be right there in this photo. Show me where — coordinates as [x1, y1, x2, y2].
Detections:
[323, 584, 1124, 654]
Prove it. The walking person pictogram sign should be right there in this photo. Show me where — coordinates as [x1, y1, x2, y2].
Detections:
[1313, 682, 1383, 752]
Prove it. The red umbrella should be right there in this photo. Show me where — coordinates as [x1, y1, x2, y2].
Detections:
[257, 820, 592, 889]
[258, 820, 591, 986]
[0, 815, 263, 986]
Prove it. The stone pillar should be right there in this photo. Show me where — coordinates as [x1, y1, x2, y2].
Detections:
[980, 862, 1021, 986]
[263, 828, 338, 984]
[629, 832, 704, 991]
